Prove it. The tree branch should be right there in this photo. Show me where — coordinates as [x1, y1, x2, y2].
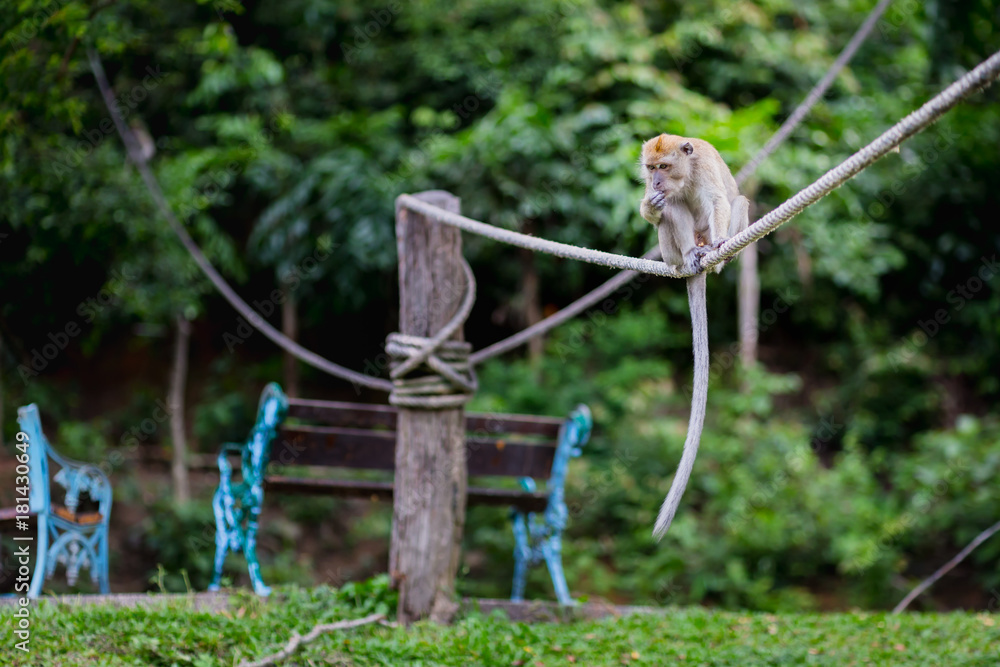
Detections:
[238, 612, 385, 667]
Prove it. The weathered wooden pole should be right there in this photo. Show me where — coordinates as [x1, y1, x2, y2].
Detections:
[390, 190, 469, 624]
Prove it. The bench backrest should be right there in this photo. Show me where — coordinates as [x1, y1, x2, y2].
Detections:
[273, 398, 565, 479]
[15, 404, 50, 514]
[15, 404, 113, 520]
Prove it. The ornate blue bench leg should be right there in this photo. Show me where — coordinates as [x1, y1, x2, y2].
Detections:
[27, 515, 49, 599]
[209, 383, 286, 595]
[542, 535, 572, 605]
[97, 526, 110, 594]
[509, 405, 592, 605]
[208, 488, 230, 592]
[244, 491, 270, 596]
[510, 510, 531, 601]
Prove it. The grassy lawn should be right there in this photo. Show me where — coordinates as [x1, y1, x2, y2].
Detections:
[1, 583, 998, 666]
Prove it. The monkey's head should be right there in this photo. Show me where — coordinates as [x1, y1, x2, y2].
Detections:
[639, 134, 694, 198]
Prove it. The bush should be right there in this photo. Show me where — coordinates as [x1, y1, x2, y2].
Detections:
[467, 302, 999, 610]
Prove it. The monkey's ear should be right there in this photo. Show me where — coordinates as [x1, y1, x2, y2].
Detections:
[681, 142, 693, 155]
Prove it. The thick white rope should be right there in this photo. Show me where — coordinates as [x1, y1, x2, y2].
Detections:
[87, 48, 393, 393]
[467, 0, 961, 363]
[388, 258, 479, 408]
[700, 48, 1000, 270]
[401, 48, 1000, 279]
[397, 195, 685, 278]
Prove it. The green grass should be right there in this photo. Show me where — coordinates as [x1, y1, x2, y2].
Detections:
[1, 582, 997, 666]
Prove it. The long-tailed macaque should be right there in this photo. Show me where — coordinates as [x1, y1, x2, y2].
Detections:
[638, 134, 749, 540]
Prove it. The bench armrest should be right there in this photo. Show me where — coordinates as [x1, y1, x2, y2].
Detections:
[52, 463, 112, 520]
[216, 442, 246, 491]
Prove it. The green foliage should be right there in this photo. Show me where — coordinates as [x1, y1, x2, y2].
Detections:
[55, 417, 112, 461]
[138, 499, 218, 592]
[1, 584, 997, 666]
[468, 301, 1000, 610]
[191, 388, 254, 451]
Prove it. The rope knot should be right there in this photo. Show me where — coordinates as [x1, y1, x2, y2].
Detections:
[387, 260, 478, 409]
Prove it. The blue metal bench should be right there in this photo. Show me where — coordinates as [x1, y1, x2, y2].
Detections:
[209, 382, 592, 603]
[0, 404, 112, 596]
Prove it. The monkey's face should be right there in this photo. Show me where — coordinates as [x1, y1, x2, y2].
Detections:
[640, 134, 693, 198]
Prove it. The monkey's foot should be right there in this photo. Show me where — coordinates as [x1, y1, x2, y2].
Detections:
[708, 238, 736, 272]
[684, 244, 712, 274]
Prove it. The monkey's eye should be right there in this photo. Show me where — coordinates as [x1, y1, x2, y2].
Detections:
[657, 164, 670, 170]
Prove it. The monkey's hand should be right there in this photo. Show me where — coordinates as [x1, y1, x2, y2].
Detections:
[640, 191, 666, 225]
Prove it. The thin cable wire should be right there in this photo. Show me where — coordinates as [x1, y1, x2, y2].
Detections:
[734, 0, 894, 186]
[470, 250, 655, 364]
[402, 48, 1000, 278]
[892, 518, 1000, 613]
[472, 0, 897, 363]
[87, 48, 394, 393]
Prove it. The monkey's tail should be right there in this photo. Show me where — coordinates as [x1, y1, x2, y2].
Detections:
[653, 272, 709, 541]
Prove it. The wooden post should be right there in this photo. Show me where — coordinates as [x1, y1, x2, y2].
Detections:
[390, 190, 469, 624]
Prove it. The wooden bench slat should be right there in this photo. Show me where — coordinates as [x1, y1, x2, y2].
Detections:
[285, 398, 562, 437]
[263, 476, 549, 512]
[286, 399, 397, 430]
[276, 426, 396, 470]
[276, 426, 557, 478]
[466, 413, 562, 437]
[465, 437, 557, 478]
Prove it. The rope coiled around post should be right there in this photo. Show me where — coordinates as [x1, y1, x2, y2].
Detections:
[387, 259, 479, 409]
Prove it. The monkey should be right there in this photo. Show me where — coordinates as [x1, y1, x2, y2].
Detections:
[638, 134, 750, 541]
